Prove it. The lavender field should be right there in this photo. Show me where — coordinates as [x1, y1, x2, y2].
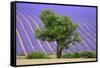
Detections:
[16, 3, 96, 56]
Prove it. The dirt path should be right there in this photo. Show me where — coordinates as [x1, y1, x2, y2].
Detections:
[16, 58, 96, 65]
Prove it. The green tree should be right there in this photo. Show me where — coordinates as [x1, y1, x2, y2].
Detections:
[35, 9, 80, 58]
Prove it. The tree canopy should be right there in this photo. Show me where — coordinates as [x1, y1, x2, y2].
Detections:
[35, 9, 80, 49]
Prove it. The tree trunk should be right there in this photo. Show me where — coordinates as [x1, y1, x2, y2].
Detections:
[56, 45, 63, 58]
